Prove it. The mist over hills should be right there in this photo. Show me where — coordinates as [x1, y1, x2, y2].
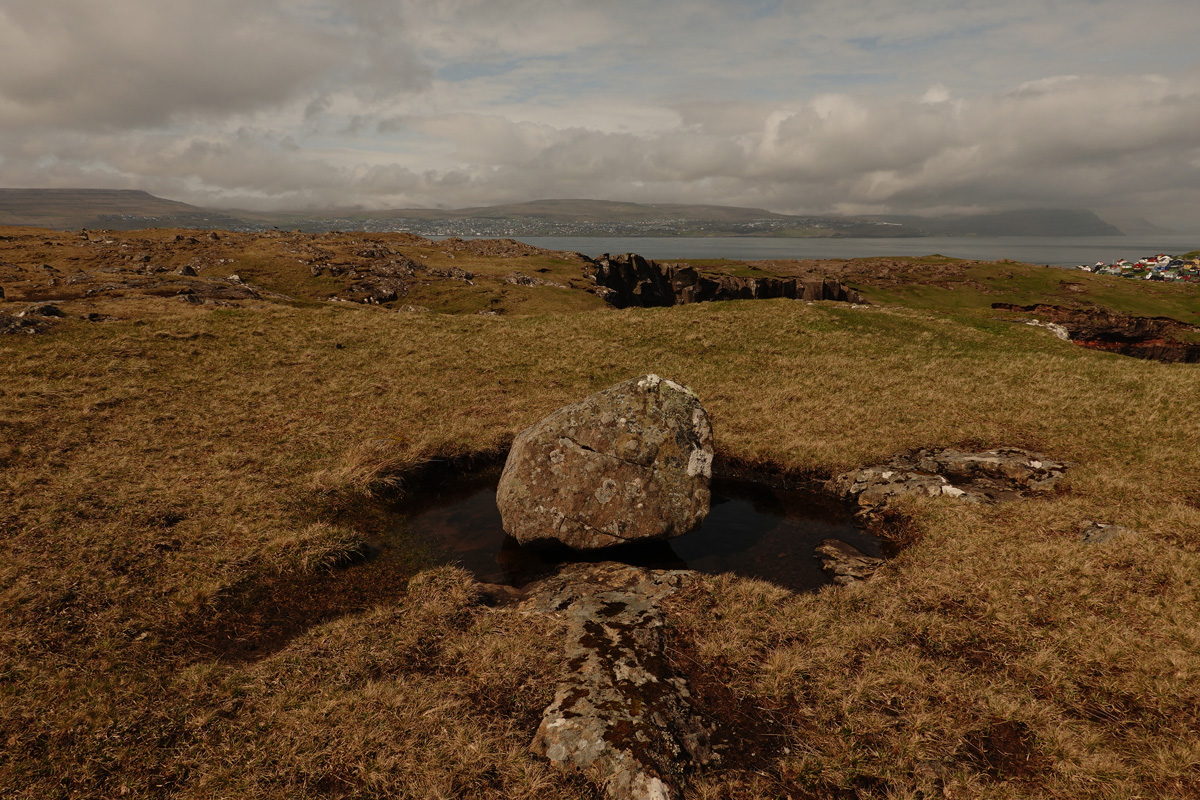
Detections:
[0, 189, 1134, 237]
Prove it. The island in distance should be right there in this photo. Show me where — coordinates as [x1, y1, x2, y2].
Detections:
[0, 188, 1129, 238]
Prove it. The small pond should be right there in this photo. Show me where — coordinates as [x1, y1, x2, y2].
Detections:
[393, 472, 883, 592]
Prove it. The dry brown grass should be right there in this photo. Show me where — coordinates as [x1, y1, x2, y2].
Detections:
[2, 227, 1198, 798]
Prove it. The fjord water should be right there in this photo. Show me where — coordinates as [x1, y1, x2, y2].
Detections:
[458, 234, 1200, 267]
[396, 474, 882, 592]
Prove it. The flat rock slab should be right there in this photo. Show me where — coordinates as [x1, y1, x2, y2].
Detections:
[827, 447, 1070, 514]
[814, 539, 884, 585]
[526, 564, 714, 800]
[497, 374, 714, 549]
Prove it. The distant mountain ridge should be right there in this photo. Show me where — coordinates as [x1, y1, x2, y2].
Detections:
[0, 189, 1133, 237]
[0, 188, 248, 230]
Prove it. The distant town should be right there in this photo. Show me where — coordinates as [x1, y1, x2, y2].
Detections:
[86, 212, 913, 238]
[1077, 253, 1200, 282]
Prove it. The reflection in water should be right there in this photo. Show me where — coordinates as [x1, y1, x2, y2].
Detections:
[395, 473, 883, 593]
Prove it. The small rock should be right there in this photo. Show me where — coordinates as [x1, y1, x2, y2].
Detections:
[176, 265, 197, 277]
[504, 271, 566, 288]
[1079, 521, 1139, 544]
[1027, 319, 1071, 340]
[814, 539, 883, 585]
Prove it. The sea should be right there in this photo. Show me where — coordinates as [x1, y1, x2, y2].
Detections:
[432, 234, 1200, 269]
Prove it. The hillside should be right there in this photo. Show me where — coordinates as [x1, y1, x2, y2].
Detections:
[0, 189, 1140, 238]
[2, 225, 1199, 798]
[0, 188, 247, 231]
[349, 199, 795, 223]
[868, 208, 1124, 237]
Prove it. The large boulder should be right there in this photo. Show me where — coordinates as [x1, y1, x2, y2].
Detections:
[496, 375, 713, 549]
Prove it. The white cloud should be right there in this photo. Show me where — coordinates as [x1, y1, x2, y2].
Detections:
[2, 1, 1200, 226]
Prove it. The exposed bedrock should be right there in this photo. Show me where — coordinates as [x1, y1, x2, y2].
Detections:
[496, 375, 714, 550]
[525, 564, 715, 800]
[827, 447, 1070, 514]
[993, 302, 1200, 363]
[585, 252, 867, 308]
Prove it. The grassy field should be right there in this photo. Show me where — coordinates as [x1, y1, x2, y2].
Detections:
[2, 227, 1199, 798]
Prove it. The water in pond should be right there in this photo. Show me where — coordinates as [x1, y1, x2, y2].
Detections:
[395, 473, 882, 592]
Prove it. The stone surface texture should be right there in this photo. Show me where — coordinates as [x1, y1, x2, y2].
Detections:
[525, 564, 714, 800]
[496, 375, 713, 549]
[814, 539, 884, 585]
[828, 447, 1070, 514]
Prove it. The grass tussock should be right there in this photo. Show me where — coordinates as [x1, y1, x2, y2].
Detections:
[310, 434, 454, 501]
[1, 227, 1198, 798]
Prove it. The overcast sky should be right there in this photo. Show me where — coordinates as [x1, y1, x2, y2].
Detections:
[2, 1, 1199, 226]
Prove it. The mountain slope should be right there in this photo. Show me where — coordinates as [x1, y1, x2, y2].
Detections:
[865, 208, 1124, 236]
[0, 188, 245, 230]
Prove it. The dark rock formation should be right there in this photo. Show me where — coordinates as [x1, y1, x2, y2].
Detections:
[497, 375, 713, 549]
[584, 252, 867, 308]
[336, 255, 425, 304]
[828, 448, 1069, 515]
[814, 539, 884, 585]
[994, 303, 1200, 363]
[21, 302, 65, 317]
[0, 312, 51, 334]
[525, 564, 714, 800]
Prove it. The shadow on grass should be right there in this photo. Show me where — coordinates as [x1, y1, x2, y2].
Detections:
[166, 451, 900, 666]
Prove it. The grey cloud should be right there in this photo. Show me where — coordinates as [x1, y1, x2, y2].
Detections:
[374, 70, 1200, 225]
[3, 1, 1200, 227]
[0, 1, 352, 130]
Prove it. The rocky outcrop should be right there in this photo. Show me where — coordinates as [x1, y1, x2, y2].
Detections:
[0, 312, 51, 334]
[585, 253, 867, 308]
[325, 254, 424, 304]
[503, 271, 566, 288]
[525, 564, 715, 800]
[20, 302, 65, 318]
[994, 303, 1200, 363]
[828, 448, 1069, 515]
[496, 375, 713, 549]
